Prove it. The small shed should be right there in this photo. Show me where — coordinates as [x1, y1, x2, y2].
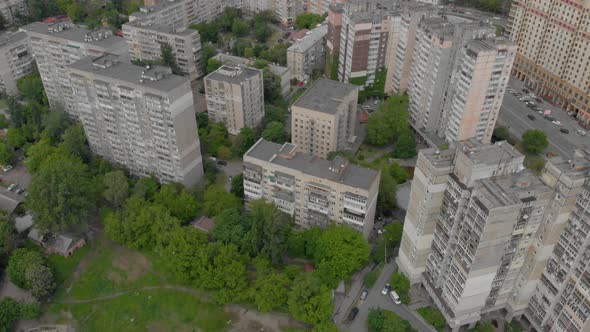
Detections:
[28, 228, 86, 257]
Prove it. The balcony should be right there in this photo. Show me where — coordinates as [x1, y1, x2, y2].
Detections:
[342, 212, 364, 226]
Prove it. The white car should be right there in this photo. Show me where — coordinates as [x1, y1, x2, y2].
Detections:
[529, 93, 536, 98]
[381, 283, 390, 296]
[2, 165, 13, 172]
[578, 129, 587, 136]
[552, 120, 562, 126]
[390, 291, 402, 304]
[8, 183, 17, 191]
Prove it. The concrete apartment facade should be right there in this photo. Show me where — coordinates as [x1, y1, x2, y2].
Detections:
[406, 17, 498, 143]
[443, 39, 515, 143]
[68, 54, 204, 187]
[326, 3, 343, 56]
[243, 0, 274, 13]
[122, 20, 203, 81]
[0, 31, 33, 95]
[397, 140, 590, 331]
[204, 65, 264, 135]
[243, 139, 380, 239]
[0, 0, 27, 26]
[23, 20, 128, 119]
[508, 0, 590, 128]
[275, 0, 304, 26]
[291, 79, 358, 158]
[337, 1, 393, 85]
[287, 24, 328, 81]
[129, 0, 196, 29]
[212, 53, 290, 97]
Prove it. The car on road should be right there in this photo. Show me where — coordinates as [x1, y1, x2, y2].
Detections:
[527, 115, 535, 121]
[522, 88, 530, 94]
[530, 93, 537, 98]
[217, 160, 228, 166]
[560, 128, 569, 134]
[578, 129, 587, 136]
[348, 307, 359, 321]
[535, 97, 543, 104]
[381, 283, 390, 295]
[545, 116, 556, 121]
[390, 291, 402, 304]
[8, 184, 17, 191]
[552, 120, 562, 126]
[2, 165, 13, 172]
[360, 289, 369, 300]
[16, 188, 24, 195]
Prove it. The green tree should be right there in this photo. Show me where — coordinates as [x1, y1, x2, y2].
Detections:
[392, 130, 417, 159]
[42, 110, 71, 144]
[288, 274, 333, 324]
[243, 200, 291, 264]
[0, 298, 21, 332]
[251, 271, 290, 312]
[232, 38, 252, 57]
[132, 176, 160, 199]
[390, 272, 410, 304]
[203, 185, 242, 217]
[17, 74, 46, 105]
[232, 127, 257, 157]
[377, 172, 397, 213]
[389, 163, 408, 184]
[102, 170, 129, 208]
[201, 43, 217, 72]
[254, 59, 269, 69]
[219, 7, 240, 32]
[0, 114, 8, 129]
[264, 105, 288, 125]
[192, 23, 219, 43]
[0, 142, 14, 166]
[27, 154, 95, 232]
[59, 124, 90, 162]
[366, 112, 394, 146]
[417, 307, 446, 332]
[217, 146, 232, 159]
[522, 129, 548, 154]
[384, 223, 403, 248]
[230, 173, 244, 199]
[493, 126, 511, 141]
[66, 2, 86, 22]
[231, 19, 249, 37]
[314, 225, 370, 287]
[209, 243, 248, 303]
[364, 270, 378, 287]
[6, 128, 26, 149]
[212, 208, 248, 247]
[469, 322, 495, 332]
[263, 68, 281, 103]
[154, 183, 200, 222]
[159, 226, 210, 285]
[255, 21, 272, 42]
[24, 137, 56, 173]
[368, 308, 412, 332]
[262, 121, 287, 144]
[7, 248, 44, 288]
[0, 214, 14, 259]
[295, 13, 323, 29]
[161, 43, 182, 75]
[26, 263, 56, 299]
[207, 58, 223, 74]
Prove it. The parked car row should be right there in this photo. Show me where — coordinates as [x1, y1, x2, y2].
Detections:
[8, 183, 24, 195]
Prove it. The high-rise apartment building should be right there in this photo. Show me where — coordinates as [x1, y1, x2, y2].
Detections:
[287, 24, 328, 81]
[243, 139, 380, 238]
[68, 54, 204, 187]
[243, 0, 273, 13]
[204, 65, 264, 135]
[337, 1, 393, 85]
[308, 0, 332, 15]
[508, 0, 590, 127]
[0, 0, 28, 26]
[397, 140, 590, 331]
[23, 20, 128, 118]
[129, 0, 196, 29]
[275, 0, 305, 26]
[406, 17, 502, 143]
[326, 2, 344, 57]
[0, 31, 33, 95]
[291, 79, 358, 158]
[122, 20, 203, 81]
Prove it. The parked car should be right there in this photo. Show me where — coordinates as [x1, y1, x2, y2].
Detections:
[2, 165, 13, 172]
[568, 111, 575, 116]
[560, 128, 569, 134]
[522, 88, 530, 94]
[390, 291, 402, 304]
[8, 183, 17, 191]
[360, 289, 369, 300]
[545, 116, 556, 121]
[217, 160, 228, 166]
[348, 307, 359, 321]
[16, 188, 24, 195]
[552, 120, 562, 126]
[381, 283, 391, 295]
[529, 93, 537, 98]
[535, 97, 543, 104]
[527, 115, 535, 121]
[578, 129, 587, 136]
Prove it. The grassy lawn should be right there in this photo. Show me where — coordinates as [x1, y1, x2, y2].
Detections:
[417, 306, 446, 331]
[47, 244, 90, 286]
[49, 289, 230, 332]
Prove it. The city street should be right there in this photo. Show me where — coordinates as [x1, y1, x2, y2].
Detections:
[497, 79, 589, 159]
[338, 261, 435, 332]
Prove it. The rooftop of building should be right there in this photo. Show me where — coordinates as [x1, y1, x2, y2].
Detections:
[420, 147, 457, 169]
[292, 29, 310, 40]
[123, 19, 197, 36]
[546, 148, 590, 182]
[0, 30, 28, 47]
[205, 64, 262, 84]
[288, 24, 328, 53]
[23, 20, 127, 51]
[68, 53, 188, 92]
[245, 139, 379, 191]
[475, 170, 549, 211]
[293, 79, 358, 114]
[129, 0, 186, 20]
[212, 53, 288, 76]
[458, 140, 523, 165]
[466, 38, 513, 52]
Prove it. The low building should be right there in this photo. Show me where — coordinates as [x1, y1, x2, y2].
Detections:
[204, 65, 264, 135]
[291, 79, 358, 158]
[0, 31, 33, 95]
[287, 24, 328, 81]
[243, 139, 380, 239]
[28, 228, 86, 257]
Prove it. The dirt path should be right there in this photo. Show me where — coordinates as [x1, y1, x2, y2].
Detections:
[53, 285, 205, 304]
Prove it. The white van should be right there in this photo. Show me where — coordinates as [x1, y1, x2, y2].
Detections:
[390, 291, 401, 304]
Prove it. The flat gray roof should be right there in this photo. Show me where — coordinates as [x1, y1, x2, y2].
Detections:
[459, 140, 522, 165]
[23, 21, 127, 51]
[0, 31, 28, 48]
[68, 54, 188, 92]
[293, 79, 358, 114]
[123, 20, 197, 37]
[205, 65, 261, 84]
[288, 24, 327, 53]
[129, 0, 185, 20]
[212, 54, 289, 77]
[246, 139, 379, 191]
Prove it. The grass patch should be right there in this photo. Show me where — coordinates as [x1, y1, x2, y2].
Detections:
[289, 88, 306, 104]
[417, 306, 446, 331]
[48, 288, 230, 332]
[47, 244, 90, 286]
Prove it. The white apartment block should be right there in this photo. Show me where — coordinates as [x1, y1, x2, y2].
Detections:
[291, 79, 358, 158]
[398, 140, 590, 331]
[0, 0, 28, 26]
[68, 54, 204, 187]
[22, 20, 128, 119]
[287, 24, 328, 81]
[129, 0, 195, 29]
[204, 65, 264, 135]
[122, 20, 203, 81]
[243, 139, 380, 239]
[443, 39, 514, 143]
[406, 16, 498, 143]
[0, 31, 33, 95]
[275, 0, 304, 26]
[243, 0, 273, 13]
[508, 0, 590, 127]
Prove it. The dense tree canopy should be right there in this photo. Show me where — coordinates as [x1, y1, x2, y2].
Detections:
[262, 121, 287, 144]
[287, 274, 333, 324]
[102, 170, 129, 208]
[522, 129, 548, 154]
[377, 171, 397, 214]
[7, 249, 55, 299]
[295, 13, 324, 29]
[366, 96, 410, 146]
[232, 127, 258, 157]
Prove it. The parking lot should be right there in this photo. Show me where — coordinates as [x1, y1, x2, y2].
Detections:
[498, 78, 588, 159]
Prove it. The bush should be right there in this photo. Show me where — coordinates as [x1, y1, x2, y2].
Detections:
[522, 129, 548, 154]
[364, 270, 378, 287]
[417, 307, 446, 331]
[493, 126, 511, 142]
[390, 272, 410, 304]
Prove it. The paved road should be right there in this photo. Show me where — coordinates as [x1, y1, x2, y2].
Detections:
[339, 261, 435, 332]
[498, 79, 589, 159]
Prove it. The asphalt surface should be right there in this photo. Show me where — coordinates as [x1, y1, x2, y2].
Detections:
[340, 261, 435, 332]
[497, 79, 588, 159]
